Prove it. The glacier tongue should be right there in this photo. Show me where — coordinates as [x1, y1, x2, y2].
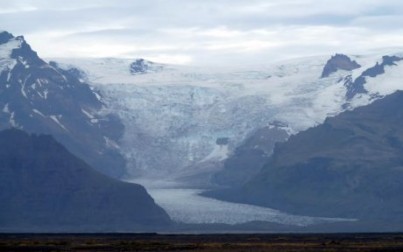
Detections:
[147, 188, 353, 225]
[128, 178, 354, 225]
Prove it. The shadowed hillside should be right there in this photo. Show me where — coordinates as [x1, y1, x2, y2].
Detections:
[0, 129, 171, 232]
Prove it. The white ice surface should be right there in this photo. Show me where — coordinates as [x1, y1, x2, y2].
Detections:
[365, 61, 403, 96]
[132, 179, 354, 226]
[0, 38, 20, 71]
[43, 52, 403, 226]
[51, 52, 403, 182]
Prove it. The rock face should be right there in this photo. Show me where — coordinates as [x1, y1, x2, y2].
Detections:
[321, 54, 361, 78]
[130, 59, 163, 75]
[212, 123, 290, 187]
[345, 55, 403, 100]
[0, 129, 171, 232]
[209, 91, 403, 222]
[0, 31, 126, 178]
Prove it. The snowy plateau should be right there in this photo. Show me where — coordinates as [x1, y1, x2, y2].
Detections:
[52, 51, 403, 225]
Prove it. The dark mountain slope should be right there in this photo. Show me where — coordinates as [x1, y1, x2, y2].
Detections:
[0, 31, 126, 178]
[321, 54, 361, 78]
[0, 129, 171, 232]
[212, 123, 289, 187]
[207, 91, 403, 221]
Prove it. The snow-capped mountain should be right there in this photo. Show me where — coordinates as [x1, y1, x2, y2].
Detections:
[0, 31, 126, 178]
[206, 90, 403, 225]
[52, 50, 403, 186]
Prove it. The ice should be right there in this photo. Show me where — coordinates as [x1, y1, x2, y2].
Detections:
[129, 178, 354, 226]
[49, 53, 403, 227]
[364, 61, 403, 96]
[51, 53, 403, 183]
[9, 112, 18, 128]
[144, 187, 353, 226]
[32, 109, 45, 117]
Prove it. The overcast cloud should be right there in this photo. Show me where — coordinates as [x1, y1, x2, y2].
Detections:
[2, 0, 403, 66]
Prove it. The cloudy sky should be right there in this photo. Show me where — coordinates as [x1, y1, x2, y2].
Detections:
[2, 0, 403, 66]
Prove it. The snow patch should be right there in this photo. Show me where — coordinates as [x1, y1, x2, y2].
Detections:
[17, 56, 30, 68]
[2, 103, 9, 113]
[50, 115, 68, 131]
[20, 74, 31, 99]
[81, 108, 94, 119]
[94, 91, 102, 101]
[43, 89, 48, 99]
[32, 109, 45, 117]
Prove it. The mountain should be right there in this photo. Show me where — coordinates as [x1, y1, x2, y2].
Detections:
[211, 122, 290, 187]
[0, 128, 171, 232]
[0, 31, 125, 178]
[321, 54, 361, 78]
[52, 51, 403, 188]
[207, 90, 403, 223]
[50, 56, 349, 185]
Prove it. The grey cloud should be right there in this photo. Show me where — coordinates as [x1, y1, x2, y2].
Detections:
[351, 15, 403, 30]
[2, 0, 403, 65]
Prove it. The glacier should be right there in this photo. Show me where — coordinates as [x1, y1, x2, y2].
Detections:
[129, 178, 354, 225]
[147, 188, 353, 225]
[51, 53, 403, 182]
[51, 51, 403, 225]
[53, 56, 354, 181]
[147, 188, 355, 226]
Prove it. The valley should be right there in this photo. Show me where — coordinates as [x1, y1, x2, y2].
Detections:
[53, 50, 403, 228]
[2, 29, 403, 231]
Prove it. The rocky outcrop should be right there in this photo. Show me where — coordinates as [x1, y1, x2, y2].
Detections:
[130, 59, 163, 75]
[321, 54, 361, 78]
[345, 55, 403, 100]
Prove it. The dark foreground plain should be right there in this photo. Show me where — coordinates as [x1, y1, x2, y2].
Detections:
[1, 233, 403, 252]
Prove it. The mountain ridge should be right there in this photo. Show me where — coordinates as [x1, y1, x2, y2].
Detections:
[0, 128, 171, 232]
[205, 90, 403, 224]
[0, 31, 126, 178]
